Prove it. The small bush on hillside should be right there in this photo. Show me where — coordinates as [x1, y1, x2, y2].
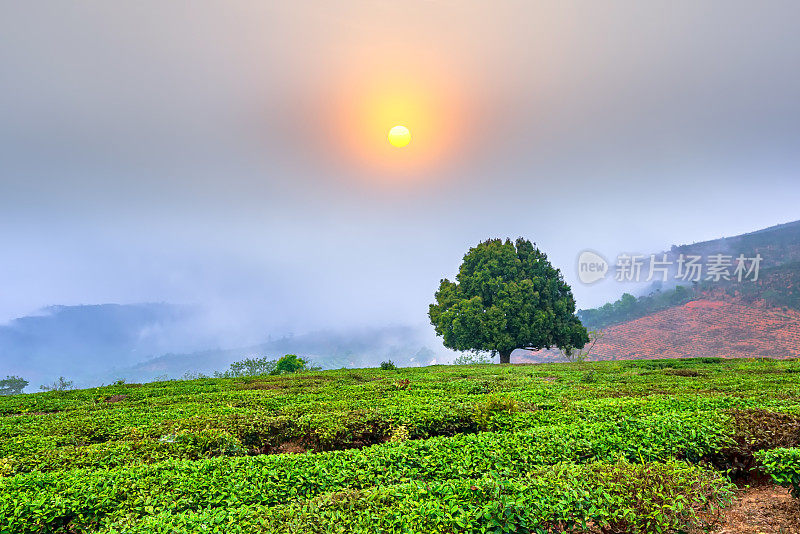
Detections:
[473, 393, 519, 430]
[181, 371, 208, 380]
[757, 448, 800, 498]
[215, 356, 277, 378]
[393, 379, 411, 390]
[170, 429, 247, 458]
[452, 353, 491, 365]
[0, 457, 16, 477]
[389, 425, 409, 443]
[273, 354, 308, 375]
[379, 360, 396, 370]
[713, 408, 800, 475]
[39, 376, 74, 392]
[0, 376, 28, 396]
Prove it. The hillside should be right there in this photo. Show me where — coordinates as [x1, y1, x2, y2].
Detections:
[2, 359, 799, 533]
[669, 219, 800, 269]
[555, 220, 800, 363]
[523, 297, 800, 363]
[110, 325, 448, 383]
[0, 303, 211, 388]
[0, 305, 450, 390]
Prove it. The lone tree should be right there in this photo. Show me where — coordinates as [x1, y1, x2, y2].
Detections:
[0, 376, 28, 396]
[429, 238, 589, 364]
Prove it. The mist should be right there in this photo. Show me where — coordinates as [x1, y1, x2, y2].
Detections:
[2, 1, 800, 384]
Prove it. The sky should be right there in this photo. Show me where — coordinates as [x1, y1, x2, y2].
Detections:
[1, 1, 799, 344]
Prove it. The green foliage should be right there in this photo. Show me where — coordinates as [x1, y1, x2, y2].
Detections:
[214, 354, 315, 379]
[1, 358, 799, 533]
[170, 429, 247, 458]
[581, 370, 598, 383]
[273, 354, 308, 375]
[0, 412, 735, 533]
[756, 448, 800, 498]
[452, 352, 491, 365]
[0, 376, 28, 396]
[39, 376, 74, 392]
[215, 356, 277, 378]
[472, 393, 519, 430]
[713, 408, 800, 475]
[98, 461, 733, 534]
[430, 238, 589, 363]
[579, 285, 699, 329]
[379, 360, 396, 370]
[388, 425, 409, 443]
[563, 329, 604, 362]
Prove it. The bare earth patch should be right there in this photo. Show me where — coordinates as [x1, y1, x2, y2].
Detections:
[104, 394, 128, 403]
[275, 440, 307, 454]
[707, 483, 800, 534]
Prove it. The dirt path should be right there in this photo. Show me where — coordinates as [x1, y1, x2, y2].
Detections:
[708, 483, 800, 534]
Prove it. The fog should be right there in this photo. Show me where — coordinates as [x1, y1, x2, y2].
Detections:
[1, 2, 800, 379]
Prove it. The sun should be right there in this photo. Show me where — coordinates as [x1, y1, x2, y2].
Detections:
[387, 125, 411, 148]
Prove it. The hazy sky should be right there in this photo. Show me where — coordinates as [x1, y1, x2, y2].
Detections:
[1, 1, 799, 341]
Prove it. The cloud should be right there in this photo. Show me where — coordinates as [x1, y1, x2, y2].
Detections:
[0, 0, 799, 332]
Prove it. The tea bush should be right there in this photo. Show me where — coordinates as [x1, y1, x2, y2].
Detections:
[757, 447, 800, 497]
[1, 357, 799, 533]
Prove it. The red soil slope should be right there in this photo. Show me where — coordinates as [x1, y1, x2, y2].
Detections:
[519, 299, 800, 362]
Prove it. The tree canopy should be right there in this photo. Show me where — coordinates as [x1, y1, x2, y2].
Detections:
[0, 376, 28, 396]
[429, 238, 589, 363]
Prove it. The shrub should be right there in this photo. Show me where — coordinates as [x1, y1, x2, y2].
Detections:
[452, 353, 491, 365]
[389, 425, 409, 443]
[756, 448, 800, 498]
[393, 378, 411, 390]
[712, 409, 800, 475]
[181, 371, 208, 380]
[272, 354, 308, 375]
[216, 356, 277, 378]
[90, 461, 734, 534]
[380, 360, 397, 370]
[0, 376, 28, 396]
[39, 376, 74, 392]
[172, 429, 247, 458]
[581, 370, 598, 383]
[473, 393, 520, 430]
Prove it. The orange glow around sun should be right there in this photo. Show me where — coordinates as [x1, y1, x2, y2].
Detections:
[324, 56, 466, 183]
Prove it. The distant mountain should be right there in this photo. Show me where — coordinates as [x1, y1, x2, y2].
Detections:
[521, 219, 800, 363]
[0, 301, 454, 391]
[0, 303, 234, 390]
[668, 219, 800, 269]
[105, 326, 452, 384]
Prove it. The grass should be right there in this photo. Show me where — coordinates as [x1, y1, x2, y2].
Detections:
[1, 357, 800, 533]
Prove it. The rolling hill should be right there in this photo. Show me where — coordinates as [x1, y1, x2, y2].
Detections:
[522, 219, 800, 363]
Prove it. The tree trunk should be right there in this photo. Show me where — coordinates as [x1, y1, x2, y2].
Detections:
[499, 349, 513, 364]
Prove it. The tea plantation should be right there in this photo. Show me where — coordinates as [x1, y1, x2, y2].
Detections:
[2, 358, 800, 533]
